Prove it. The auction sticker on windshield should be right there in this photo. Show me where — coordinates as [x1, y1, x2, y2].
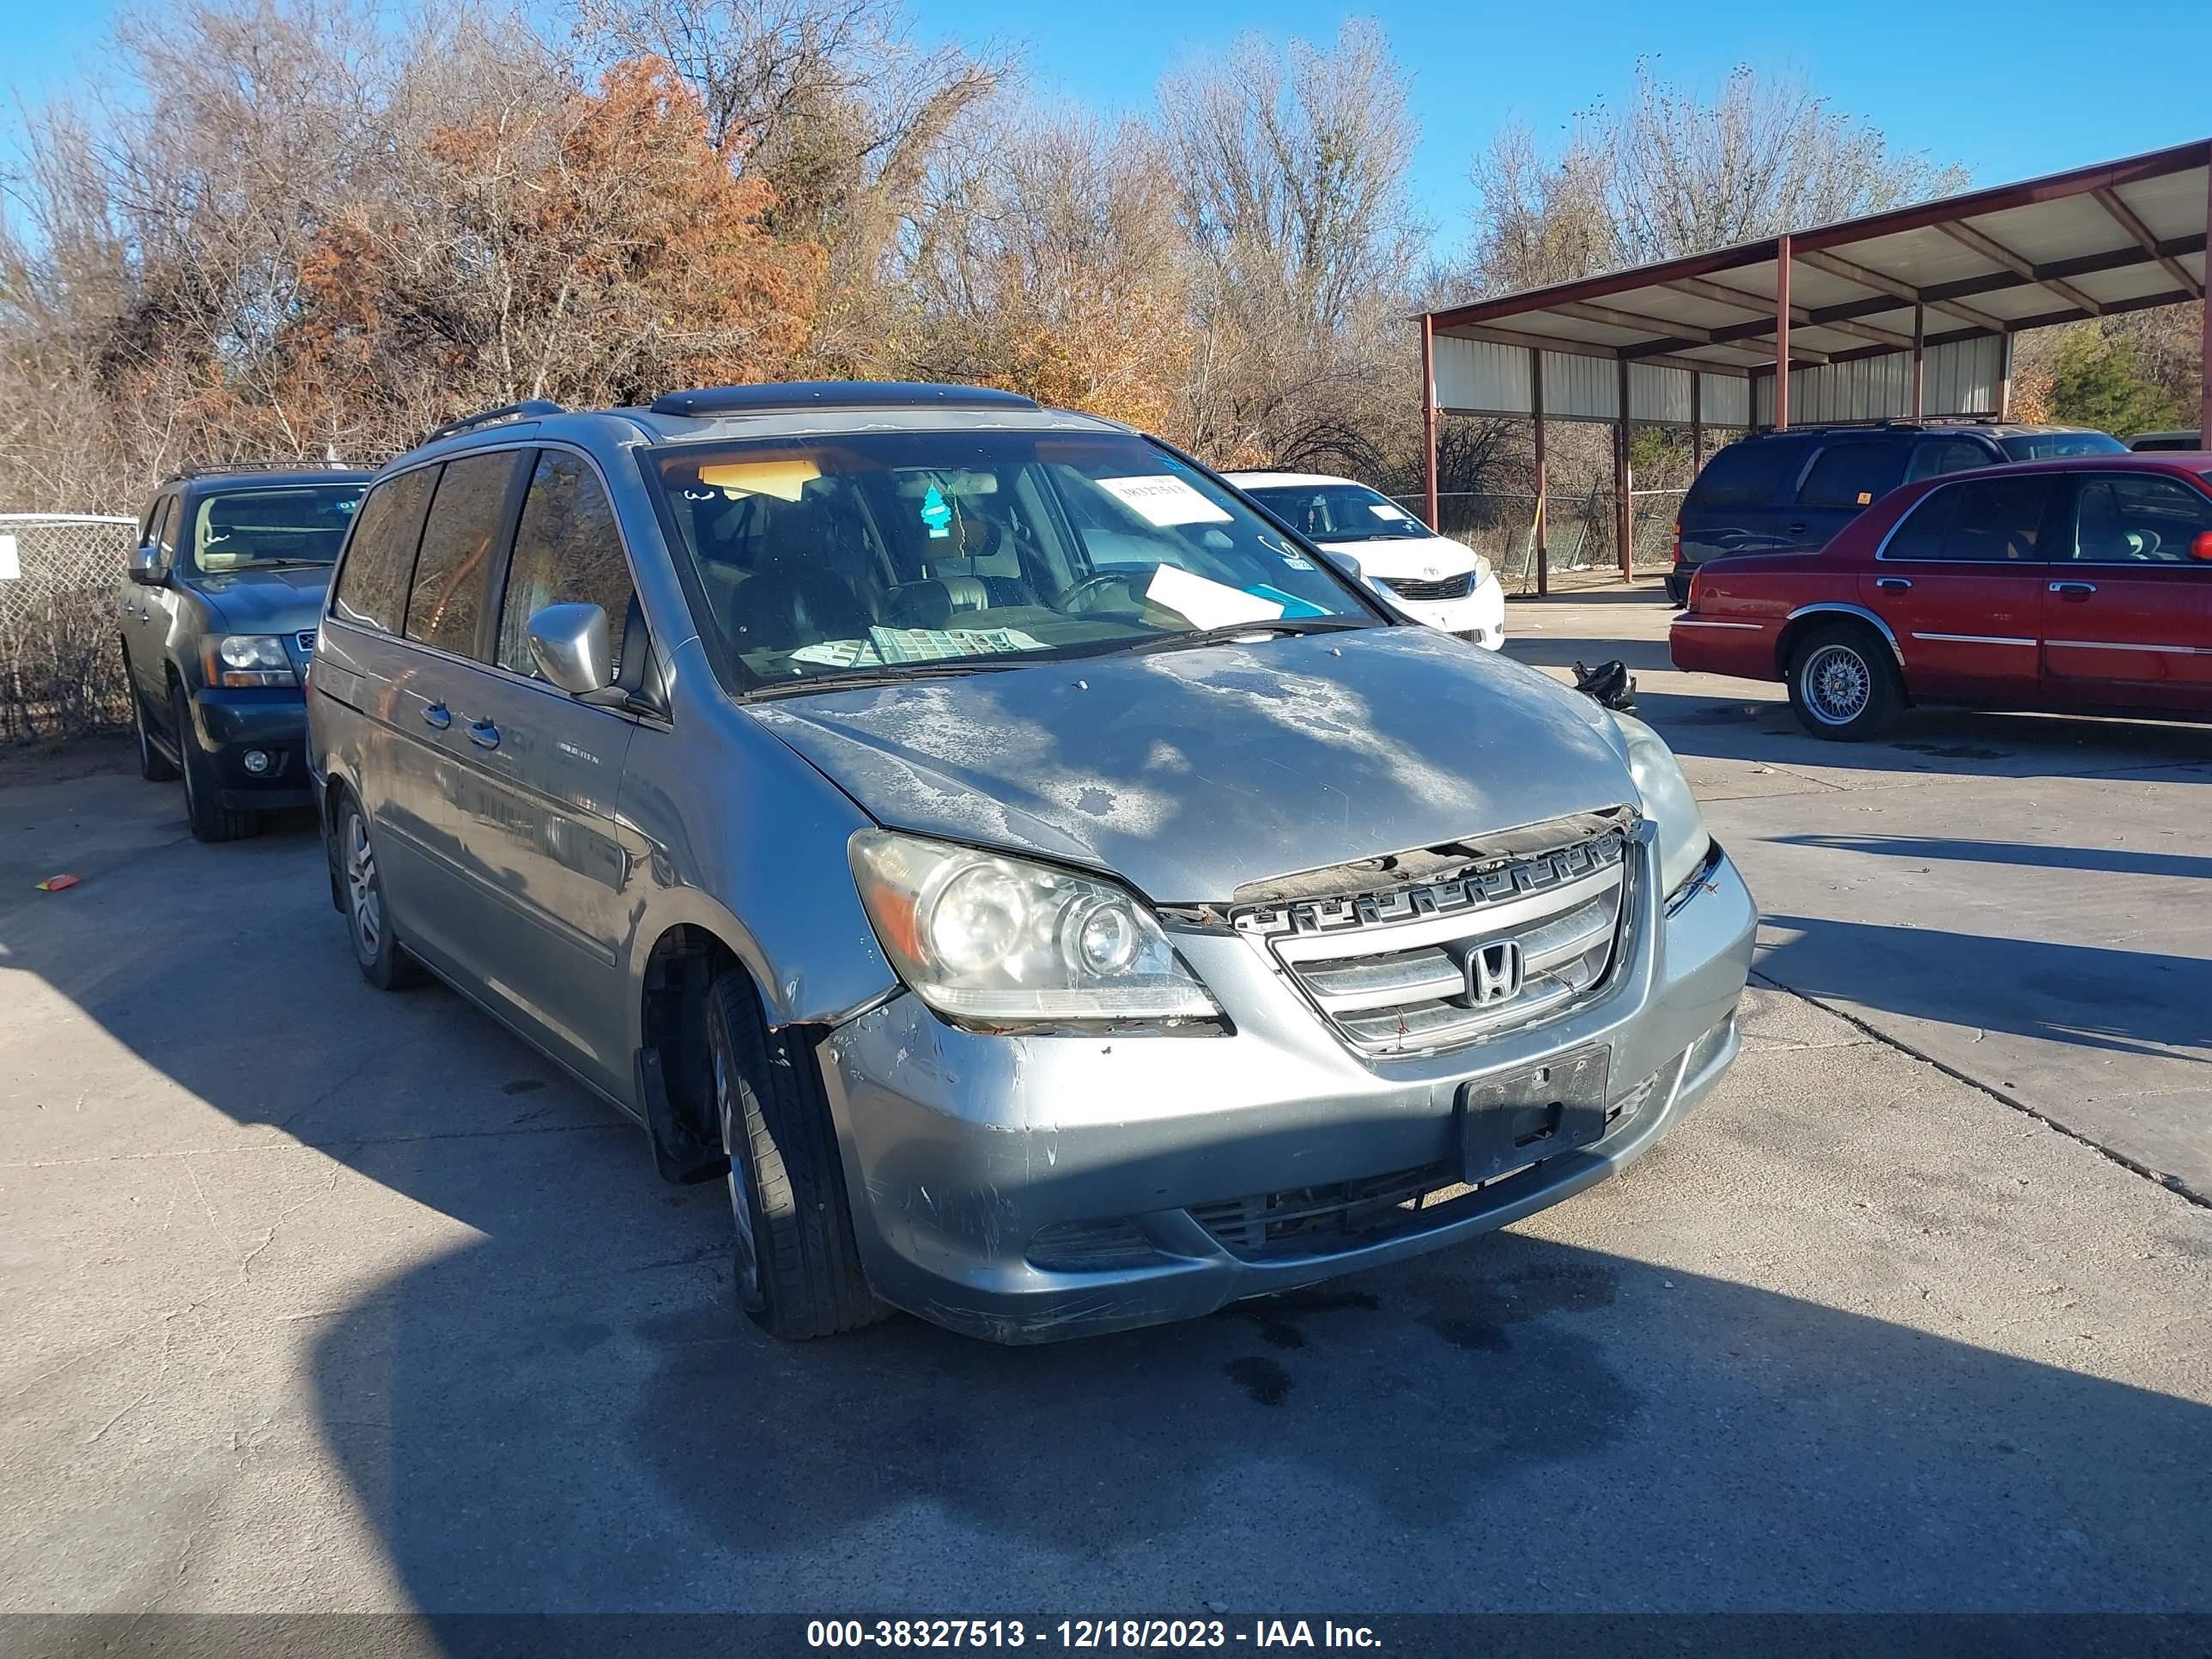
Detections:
[1097, 474, 1232, 527]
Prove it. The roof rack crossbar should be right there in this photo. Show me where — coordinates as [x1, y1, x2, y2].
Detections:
[647, 381, 1040, 417]
[159, 459, 361, 484]
[422, 399, 564, 447]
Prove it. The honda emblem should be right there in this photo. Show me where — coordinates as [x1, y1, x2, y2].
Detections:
[1468, 940, 1524, 1006]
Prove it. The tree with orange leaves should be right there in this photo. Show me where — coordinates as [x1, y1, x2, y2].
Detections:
[286, 56, 823, 437]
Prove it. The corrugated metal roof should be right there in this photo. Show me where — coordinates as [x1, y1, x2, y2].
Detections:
[1425, 139, 2208, 428]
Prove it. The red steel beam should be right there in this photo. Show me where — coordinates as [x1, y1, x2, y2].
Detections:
[1774, 234, 1791, 430]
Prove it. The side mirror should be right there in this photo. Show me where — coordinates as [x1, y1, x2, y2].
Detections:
[526, 601, 612, 696]
[127, 544, 167, 586]
[1316, 548, 1364, 584]
[2192, 531, 2212, 564]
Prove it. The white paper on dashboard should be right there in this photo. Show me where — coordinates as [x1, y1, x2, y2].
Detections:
[0, 535, 17, 581]
[1144, 562, 1285, 629]
[1097, 474, 1233, 526]
[1368, 501, 1413, 520]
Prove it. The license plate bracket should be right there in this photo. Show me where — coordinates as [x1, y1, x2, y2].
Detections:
[1456, 1047, 1611, 1186]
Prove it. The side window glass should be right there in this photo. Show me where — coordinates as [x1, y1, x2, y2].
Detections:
[1904, 440, 1994, 483]
[406, 453, 522, 659]
[497, 451, 635, 679]
[1688, 439, 1796, 508]
[2069, 475, 2212, 564]
[154, 497, 182, 562]
[333, 468, 438, 634]
[1887, 477, 2053, 562]
[1796, 442, 1899, 509]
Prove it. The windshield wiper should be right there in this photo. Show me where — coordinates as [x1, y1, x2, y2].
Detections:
[738, 659, 1026, 700]
[237, 558, 334, 570]
[1123, 617, 1370, 656]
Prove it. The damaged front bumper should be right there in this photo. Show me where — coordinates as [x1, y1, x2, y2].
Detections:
[814, 837, 1755, 1344]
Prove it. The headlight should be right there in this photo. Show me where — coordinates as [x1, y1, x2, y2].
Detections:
[848, 831, 1221, 1025]
[1609, 713, 1712, 896]
[204, 635, 298, 688]
[1471, 552, 1494, 589]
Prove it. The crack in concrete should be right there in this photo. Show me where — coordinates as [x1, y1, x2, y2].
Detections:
[1749, 969, 2209, 1211]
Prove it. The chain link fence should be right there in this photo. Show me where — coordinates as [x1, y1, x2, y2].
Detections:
[1, 514, 139, 744]
[1386, 489, 1686, 595]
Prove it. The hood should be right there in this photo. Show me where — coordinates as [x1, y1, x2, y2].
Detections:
[185, 565, 332, 634]
[744, 625, 1636, 903]
[1316, 532, 1481, 584]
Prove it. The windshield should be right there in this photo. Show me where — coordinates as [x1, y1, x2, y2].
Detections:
[1998, 432, 2127, 461]
[1242, 482, 1430, 543]
[650, 431, 1378, 690]
[190, 485, 364, 572]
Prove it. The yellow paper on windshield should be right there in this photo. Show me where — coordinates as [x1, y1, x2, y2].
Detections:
[696, 459, 821, 501]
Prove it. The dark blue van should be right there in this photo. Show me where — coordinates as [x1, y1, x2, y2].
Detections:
[1667, 420, 2124, 605]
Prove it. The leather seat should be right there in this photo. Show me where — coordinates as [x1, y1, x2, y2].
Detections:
[732, 498, 874, 652]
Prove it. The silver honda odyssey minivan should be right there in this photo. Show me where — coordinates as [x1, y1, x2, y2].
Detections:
[307, 381, 1754, 1343]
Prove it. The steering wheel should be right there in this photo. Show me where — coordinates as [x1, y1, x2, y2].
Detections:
[1056, 571, 1146, 615]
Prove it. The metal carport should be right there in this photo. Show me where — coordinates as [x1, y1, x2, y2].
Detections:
[1418, 138, 2212, 588]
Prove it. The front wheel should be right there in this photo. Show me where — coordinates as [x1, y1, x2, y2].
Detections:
[1787, 624, 1902, 741]
[125, 647, 178, 781]
[172, 682, 258, 841]
[706, 967, 886, 1340]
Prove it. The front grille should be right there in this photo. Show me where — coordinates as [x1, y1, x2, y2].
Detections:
[1235, 825, 1631, 1055]
[1380, 571, 1477, 602]
[1190, 1162, 1460, 1257]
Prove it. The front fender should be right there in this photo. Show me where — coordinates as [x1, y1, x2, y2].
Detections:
[614, 637, 898, 1046]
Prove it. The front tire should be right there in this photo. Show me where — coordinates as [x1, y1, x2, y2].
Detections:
[706, 967, 885, 1340]
[1787, 623, 1902, 741]
[172, 681, 258, 842]
[337, 793, 428, 990]
[125, 647, 178, 781]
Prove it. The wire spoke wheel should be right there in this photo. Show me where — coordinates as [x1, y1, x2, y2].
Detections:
[1801, 641, 1872, 726]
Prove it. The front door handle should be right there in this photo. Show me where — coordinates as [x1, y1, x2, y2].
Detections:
[465, 720, 501, 750]
[1875, 576, 1912, 592]
[1786, 522, 1808, 536]
[422, 702, 452, 730]
[2050, 580, 2097, 600]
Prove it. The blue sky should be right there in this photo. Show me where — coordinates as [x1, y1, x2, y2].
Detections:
[5, 0, 2209, 251]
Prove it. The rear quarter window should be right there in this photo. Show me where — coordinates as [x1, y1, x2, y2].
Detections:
[1686, 439, 1802, 509]
[332, 468, 438, 633]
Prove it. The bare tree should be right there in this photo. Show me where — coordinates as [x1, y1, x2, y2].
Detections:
[1460, 60, 1970, 296]
[1157, 20, 1425, 469]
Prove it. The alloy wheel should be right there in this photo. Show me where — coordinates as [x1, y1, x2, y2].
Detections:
[714, 1036, 763, 1310]
[345, 812, 383, 961]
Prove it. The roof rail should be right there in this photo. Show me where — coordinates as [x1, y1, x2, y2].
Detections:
[421, 399, 564, 447]
[648, 381, 1040, 418]
[159, 459, 363, 484]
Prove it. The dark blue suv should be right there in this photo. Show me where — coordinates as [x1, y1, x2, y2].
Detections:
[1667, 420, 2125, 606]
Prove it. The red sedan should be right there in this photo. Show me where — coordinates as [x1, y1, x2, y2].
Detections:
[1668, 453, 2212, 739]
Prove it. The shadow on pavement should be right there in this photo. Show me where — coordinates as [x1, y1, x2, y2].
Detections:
[1772, 833, 2212, 884]
[1758, 912, 2212, 1066]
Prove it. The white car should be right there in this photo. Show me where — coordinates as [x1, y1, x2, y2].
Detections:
[1225, 471, 1507, 648]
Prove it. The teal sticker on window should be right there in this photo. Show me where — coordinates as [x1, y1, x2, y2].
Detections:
[921, 484, 952, 540]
